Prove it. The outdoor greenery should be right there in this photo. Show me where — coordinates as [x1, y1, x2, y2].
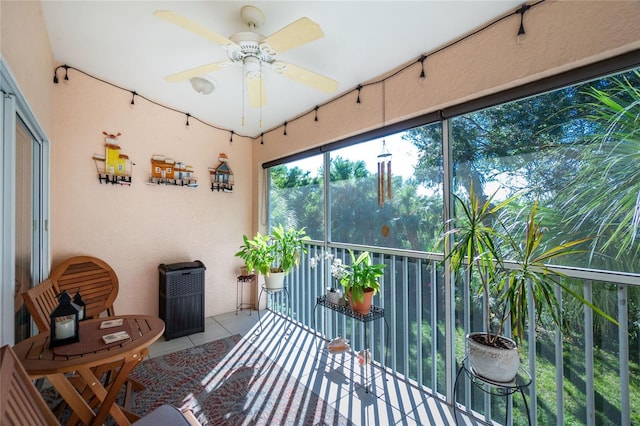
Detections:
[235, 225, 309, 275]
[269, 67, 640, 422]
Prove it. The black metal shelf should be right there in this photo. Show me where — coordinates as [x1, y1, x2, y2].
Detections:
[316, 295, 384, 322]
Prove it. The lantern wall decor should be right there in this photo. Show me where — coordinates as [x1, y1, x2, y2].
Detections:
[49, 291, 81, 348]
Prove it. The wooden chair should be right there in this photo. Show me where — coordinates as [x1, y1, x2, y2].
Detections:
[49, 256, 119, 319]
[0, 345, 59, 426]
[21, 278, 59, 333]
[0, 344, 201, 426]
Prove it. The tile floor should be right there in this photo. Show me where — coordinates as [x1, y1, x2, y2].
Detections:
[147, 309, 488, 426]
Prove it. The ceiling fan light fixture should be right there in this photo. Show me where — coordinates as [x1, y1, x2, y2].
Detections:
[190, 76, 217, 95]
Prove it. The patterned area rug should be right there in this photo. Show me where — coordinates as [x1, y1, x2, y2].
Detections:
[42, 335, 352, 426]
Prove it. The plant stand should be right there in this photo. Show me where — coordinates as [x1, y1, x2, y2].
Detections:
[453, 356, 532, 426]
[313, 295, 389, 393]
[256, 285, 291, 334]
[236, 273, 256, 315]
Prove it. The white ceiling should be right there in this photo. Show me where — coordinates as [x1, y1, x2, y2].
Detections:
[42, 1, 522, 138]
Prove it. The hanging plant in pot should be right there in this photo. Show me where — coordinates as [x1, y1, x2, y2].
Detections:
[235, 225, 309, 290]
[338, 250, 386, 315]
[445, 184, 616, 383]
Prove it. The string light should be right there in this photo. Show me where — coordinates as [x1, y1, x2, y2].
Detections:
[260, 132, 264, 145]
[49, 64, 251, 138]
[230, 130, 234, 143]
[283, 121, 288, 136]
[356, 85, 362, 107]
[52, 64, 70, 84]
[48, 2, 544, 142]
[130, 91, 137, 108]
[516, 3, 531, 44]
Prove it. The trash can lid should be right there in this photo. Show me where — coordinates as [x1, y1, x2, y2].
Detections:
[158, 260, 205, 272]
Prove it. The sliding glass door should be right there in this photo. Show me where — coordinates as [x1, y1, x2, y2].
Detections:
[14, 118, 44, 342]
[1, 60, 50, 346]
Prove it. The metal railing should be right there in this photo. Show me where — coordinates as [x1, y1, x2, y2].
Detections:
[273, 241, 638, 426]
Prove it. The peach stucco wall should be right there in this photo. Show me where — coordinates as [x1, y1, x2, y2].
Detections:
[250, 1, 640, 232]
[1, 0, 54, 136]
[51, 71, 253, 317]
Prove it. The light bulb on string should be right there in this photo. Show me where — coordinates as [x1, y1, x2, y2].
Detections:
[260, 133, 264, 145]
[419, 55, 426, 85]
[185, 113, 191, 129]
[63, 65, 70, 85]
[356, 85, 362, 108]
[229, 131, 234, 143]
[283, 122, 288, 136]
[314, 106, 319, 127]
[130, 91, 137, 109]
[516, 4, 531, 45]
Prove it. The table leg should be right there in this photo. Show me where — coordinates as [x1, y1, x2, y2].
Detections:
[88, 351, 144, 426]
[47, 374, 95, 425]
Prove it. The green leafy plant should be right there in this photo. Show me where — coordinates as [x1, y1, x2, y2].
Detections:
[445, 184, 616, 348]
[338, 250, 386, 303]
[235, 225, 309, 276]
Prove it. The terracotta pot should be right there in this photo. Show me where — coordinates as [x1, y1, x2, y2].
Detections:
[348, 288, 374, 314]
[466, 332, 519, 383]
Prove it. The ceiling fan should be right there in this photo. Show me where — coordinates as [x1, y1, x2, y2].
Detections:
[154, 5, 339, 108]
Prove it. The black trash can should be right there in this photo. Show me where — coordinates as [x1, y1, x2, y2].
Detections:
[158, 260, 205, 340]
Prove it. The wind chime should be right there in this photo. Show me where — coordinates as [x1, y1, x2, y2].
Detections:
[377, 141, 392, 206]
[377, 80, 392, 207]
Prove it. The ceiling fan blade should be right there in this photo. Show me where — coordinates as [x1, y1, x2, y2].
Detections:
[262, 17, 323, 54]
[275, 62, 338, 94]
[164, 62, 226, 82]
[247, 72, 267, 108]
[154, 10, 235, 47]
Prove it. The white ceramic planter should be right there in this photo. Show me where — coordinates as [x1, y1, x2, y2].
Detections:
[264, 272, 286, 290]
[326, 289, 342, 304]
[466, 332, 519, 383]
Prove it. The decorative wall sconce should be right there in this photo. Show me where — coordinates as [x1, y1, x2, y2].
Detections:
[49, 291, 81, 348]
[209, 153, 235, 192]
[147, 155, 198, 187]
[92, 131, 133, 185]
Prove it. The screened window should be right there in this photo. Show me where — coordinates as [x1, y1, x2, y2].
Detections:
[268, 155, 324, 240]
[329, 126, 442, 250]
[450, 68, 640, 273]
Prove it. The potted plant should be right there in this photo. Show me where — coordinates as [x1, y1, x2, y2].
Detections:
[338, 250, 386, 314]
[235, 225, 309, 289]
[445, 185, 616, 383]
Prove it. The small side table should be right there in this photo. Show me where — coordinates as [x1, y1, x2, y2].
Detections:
[236, 274, 256, 315]
[313, 295, 389, 393]
[453, 356, 532, 425]
[256, 285, 291, 333]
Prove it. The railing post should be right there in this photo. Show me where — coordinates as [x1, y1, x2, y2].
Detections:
[584, 280, 594, 426]
[527, 281, 537, 426]
[555, 283, 564, 426]
[619, 284, 630, 426]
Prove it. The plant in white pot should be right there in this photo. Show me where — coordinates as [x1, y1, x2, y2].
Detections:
[235, 225, 309, 290]
[445, 185, 616, 383]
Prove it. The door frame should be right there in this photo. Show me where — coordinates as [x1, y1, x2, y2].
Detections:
[1, 59, 50, 346]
